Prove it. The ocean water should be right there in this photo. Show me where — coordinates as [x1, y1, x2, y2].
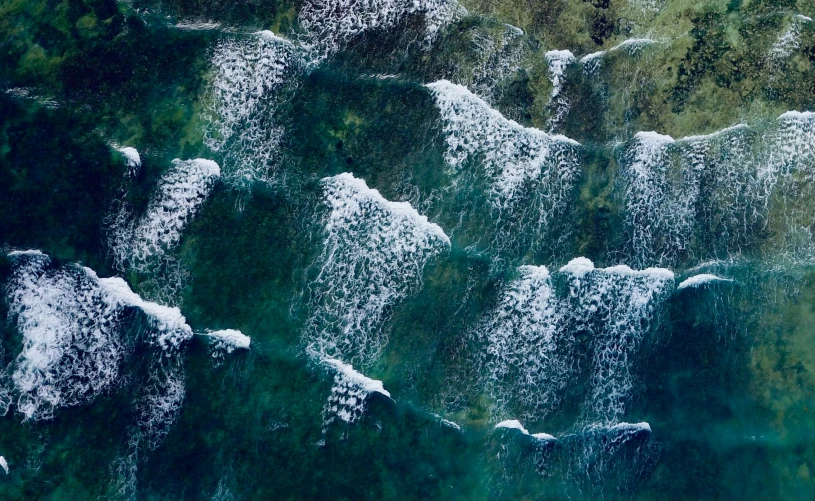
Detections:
[2, 0, 815, 499]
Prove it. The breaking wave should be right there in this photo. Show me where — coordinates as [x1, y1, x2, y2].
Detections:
[4, 251, 129, 421]
[769, 14, 812, 62]
[619, 111, 815, 267]
[2, 250, 242, 448]
[560, 258, 674, 424]
[472, 266, 571, 423]
[320, 356, 391, 430]
[427, 80, 581, 256]
[472, 258, 672, 426]
[304, 173, 450, 366]
[580, 38, 660, 76]
[109, 158, 220, 302]
[297, 0, 465, 62]
[203, 31, 303, 189]
[544, 50, 575, 133]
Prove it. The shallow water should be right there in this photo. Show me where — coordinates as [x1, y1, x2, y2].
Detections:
[2, 0, 815, 499]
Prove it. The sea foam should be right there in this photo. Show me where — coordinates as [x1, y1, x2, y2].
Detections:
[3, 252, 193, 423]
[676, 274, 732, 290]
[427, 80, 581, 255]
[769, 14, 811, 62]
[320, 357, 391, 429]
[297, 0, 465, 62]
[619, 112, 815, 267]
[204, 32, 302, 188]
[110, 158, 220, 274]
[3, 251, 241, 448]
[560, 258, 674, 424]
[202, 329, 251, 352]
[544, 50, 575, 133]
[473, 258, 672, 425]
[305, 173, 450, 366]
[473, 266, 571, 422]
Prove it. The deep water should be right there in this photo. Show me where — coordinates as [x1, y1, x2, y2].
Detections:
[2, 0, 815, 499]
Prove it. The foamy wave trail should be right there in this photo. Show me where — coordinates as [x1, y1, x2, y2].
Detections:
[618, 124, 767, 267]
[201, 329, 251, 353]
[580, 38, 659, 76]
[3, 251, 193, 427]
[111, 158, 220, 274]
[763, 111, 815, 184]
[569, 421, 658, 491]
[618, 131, 686, 266]
[297, 0, 465, 62]
[305, 173, 450, 366]
[619, 112, 815, 266]
[320, 357, 391, 430]
[115, 146, 141, 176]
[427, 80, 581, 255]
[473, 266, 571, 422]
[544, 50, 575, 133]
[458, 23, 527, 104]
[677, 274, 732, 290]
[204, 31, 303, 188]
[560, 258, 674, 424]
[4, 251, 128, 421]
[769, 14, 812, 62]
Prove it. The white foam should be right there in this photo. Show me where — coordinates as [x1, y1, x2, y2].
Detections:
[305, 173, 450, 366]
[606, 421, 651, 433]
[111, 158, 220, 272]
[570, 420, 657, 489]
[495, 420, 556, 441]
[461, 24, 527, 104]
[0, 456, 7, 474]
[620, 112, 815, 266]
[611, 38, 660, 53]
[204, 32, 301, 188]
[560, 257, 675, 281]
[471, 258, 672, 425]
[297, 0, 465, 62]
[4, 251, 195, 442]
[5, 252, 127, 421]
[174, 21, 221, 30]
[678, 123, 749, 143]
[677, 274, 732, 290]
[441, 418, 461, 430]
[559, 258, 674, 423]
[769, 14, 811, 61]
[95, 274, 193, 350]
[618, 128, 729, 266]
[495, 419, 528, 434]
[6, 249, 45, 258]
[580, 38, 659, 75]
[135, 367, 186, 450]
[545, 50, 575, 132]
[427, 80, 581, 253]
[473, 265, 571, 422]
[202, 329, 251, 352]
[116, 146, 141, 174]
[558, 257, 593, 277]
[321, 357, 390, 428]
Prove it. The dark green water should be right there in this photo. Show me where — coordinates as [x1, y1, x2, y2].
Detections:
[2, 0, 815, 499]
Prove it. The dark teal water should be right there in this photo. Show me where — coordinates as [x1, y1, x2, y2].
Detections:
[2, 0, 815, 499]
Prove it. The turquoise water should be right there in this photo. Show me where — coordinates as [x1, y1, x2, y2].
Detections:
[2, 0, 815, 499]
